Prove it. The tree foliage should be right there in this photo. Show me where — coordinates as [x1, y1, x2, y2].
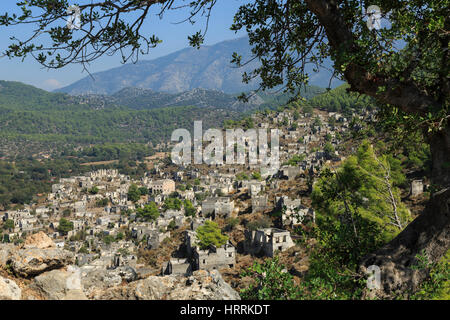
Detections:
[58, 218, 74, 235]
[2, 219, 14, 231]
[196, 220, 228, 250]
[0, 0, 448, 298]
[127, 184, 141, 203]
[240, 257, 300, 300]
[312, 140, 410, 241]
[163, 197, 182, 211]
[297, 213, 386, 299]
[184, 199, 196, 217]
[136, 202, 160, 221]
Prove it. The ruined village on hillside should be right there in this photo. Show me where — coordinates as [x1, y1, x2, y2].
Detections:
[0, 106, 424, 299]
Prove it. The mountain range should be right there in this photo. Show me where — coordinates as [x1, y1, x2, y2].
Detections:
[74, 86, 325, 113]
[56, 37, 340, 95]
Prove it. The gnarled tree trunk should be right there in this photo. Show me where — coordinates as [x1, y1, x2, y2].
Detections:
[360, 125, 450, 298]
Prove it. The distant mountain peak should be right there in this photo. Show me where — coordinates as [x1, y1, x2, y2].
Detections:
[56, 37, 260, 95]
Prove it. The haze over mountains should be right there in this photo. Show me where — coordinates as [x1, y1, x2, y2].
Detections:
[56, 37, 339, 96]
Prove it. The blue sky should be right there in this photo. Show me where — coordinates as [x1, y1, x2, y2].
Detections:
[0, 1, 248, 91]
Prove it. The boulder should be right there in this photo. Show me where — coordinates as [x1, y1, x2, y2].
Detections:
[32, 266, 87, 300]
[8, 248, 75, 277]
[93, 270, 241, 300]
[23, 232, 55, 249]
[0, 276, 22, 300]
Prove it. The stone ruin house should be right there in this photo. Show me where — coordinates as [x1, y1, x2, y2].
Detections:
[244, 228, 295, 257]
[35, 206, 51, 215]
[260, 165, 280, 178]
[173, 171, 184, 182]
[239, 180, 266, 196]
[148, 179, 176, 195]
[252, 195, 270, 213]
[161, 258, 192, 276]
[179, 190, 195, 201]
[111, 252, 138, 269]
[148, 193, 165, 205]
[185, 230, 197, 258]
[183, 229, 236, 272]
[3, 209, 38, 233]
[192, 241, 236, 271]
[208, 183, 234, 196]
[131, 224, 155, 241]
[278, 166, 301, 180]
[190, 217, 208, 231]
[71, 219, 85, 232]
[147, 230, 171, 249]
[201, 197, 235, 218]
[75, 253, 97, 267]
[159, 209, 187, 228]
[276, 196, 315, 226]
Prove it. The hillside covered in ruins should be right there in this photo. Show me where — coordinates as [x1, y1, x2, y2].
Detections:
[1, 84, 446, 300]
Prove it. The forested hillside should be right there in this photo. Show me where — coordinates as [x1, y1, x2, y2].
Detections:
[0, 81, 242, 158]
[0, 104, 236, 145]
[308, 84, 376, 115]
[0, 81, 327, 159]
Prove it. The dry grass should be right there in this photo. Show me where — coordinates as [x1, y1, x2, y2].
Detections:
[80, 160, 119, 166]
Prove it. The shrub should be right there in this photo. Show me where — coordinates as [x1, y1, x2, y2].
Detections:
[138, 187, 149, 195]
[167, 220, 177, 231]
[410, 250, 450, 300]
[225, 217, 240, 230]
[96, 198, 109, 207]
[163, 197, 182, 211]
[240, 257, 300, 300]
[247, 216, 271, 231]
[89, 186, 99, 195]
[2, 219, 14, 231]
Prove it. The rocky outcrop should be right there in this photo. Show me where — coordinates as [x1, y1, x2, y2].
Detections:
[1, 234, 73, 278]
[0, 276, 22, 300]
[7, 248, 75, 277]
[1, 242, 240, 300]
[32, 266, 87, 300]
[80, 266, 138, 297]
[23, 231, 55, 249]
[92, 270, 241, 300]
[0, 244, 15, 268]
